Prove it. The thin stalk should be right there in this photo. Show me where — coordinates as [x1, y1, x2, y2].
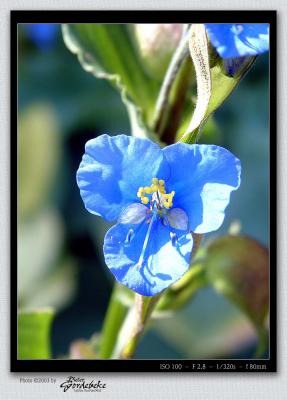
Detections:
[98, 284, 128, 359]
[152, 28, 190, 135]
[160, 58, 194, 144]
[115, 294, 160, 359]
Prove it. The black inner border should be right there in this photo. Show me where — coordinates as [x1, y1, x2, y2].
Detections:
[11, 10, 277, 373]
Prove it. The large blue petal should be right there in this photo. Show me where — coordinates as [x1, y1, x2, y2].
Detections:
[77, 135, 169, 222]
[163, 144, 241, 234]
[103, 217, 193, 296]
[205, 24, 269, 58]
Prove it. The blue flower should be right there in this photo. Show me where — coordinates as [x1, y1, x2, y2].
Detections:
[205, 24, 269, 59]
[77, 135, 241, 296]
[24, 23, 59, 50]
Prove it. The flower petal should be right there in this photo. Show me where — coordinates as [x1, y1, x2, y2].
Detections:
[103, 217, 193, 296]
[163, 143, 241, 234]
[166, 208, 189, 231]
[76, 134, 169, 222]
[117, 203, 151, 225]
[205, 23, 269, 58]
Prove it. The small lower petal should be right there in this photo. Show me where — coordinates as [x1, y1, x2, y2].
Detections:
[166, 208, 189, 231]
[117, 203, 150, 225]
[103, 218, 193, 296]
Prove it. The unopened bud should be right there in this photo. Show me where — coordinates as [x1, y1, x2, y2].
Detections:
[220, 56, 255, 77]
[134, 24, 183, 80]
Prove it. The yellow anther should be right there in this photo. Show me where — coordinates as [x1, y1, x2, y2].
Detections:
[144, 187, 152, 194]
[137, 178, 175, 209]
[141, 197, 149, 205]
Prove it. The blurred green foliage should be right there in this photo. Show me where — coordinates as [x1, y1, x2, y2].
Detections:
[18, 309, 54, 359]
[18, 104, 60, 220]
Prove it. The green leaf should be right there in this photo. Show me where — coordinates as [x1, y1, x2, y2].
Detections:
[204, 235, 269, 329]
[180, 25, 256, 143]
[155, 235, 269, 356]
[18, 308, 54, 359]
[155, 264, 207, 314]
[62, 24, 159, 139]
[205, 56, 255, 121]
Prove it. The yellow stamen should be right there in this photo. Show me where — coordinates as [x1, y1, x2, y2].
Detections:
[144, 187, 152, 194]
[141, 197, 149, 204]
[137, 177, 175, 207]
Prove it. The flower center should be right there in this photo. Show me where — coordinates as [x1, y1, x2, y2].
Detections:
[137, 177, 175, 210]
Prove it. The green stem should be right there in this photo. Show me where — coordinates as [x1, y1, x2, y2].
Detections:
[115, 294, 160, 359]
[160, 58, 194, 144]
[152, 28, 190, 135]
[99, 284, 128, 359]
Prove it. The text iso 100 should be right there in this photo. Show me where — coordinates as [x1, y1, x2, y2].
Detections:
[159, 364, 183, 370]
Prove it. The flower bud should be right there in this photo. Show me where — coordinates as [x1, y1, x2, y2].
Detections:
[220, 56, 255, 78]
[134, 24, 183, 80]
